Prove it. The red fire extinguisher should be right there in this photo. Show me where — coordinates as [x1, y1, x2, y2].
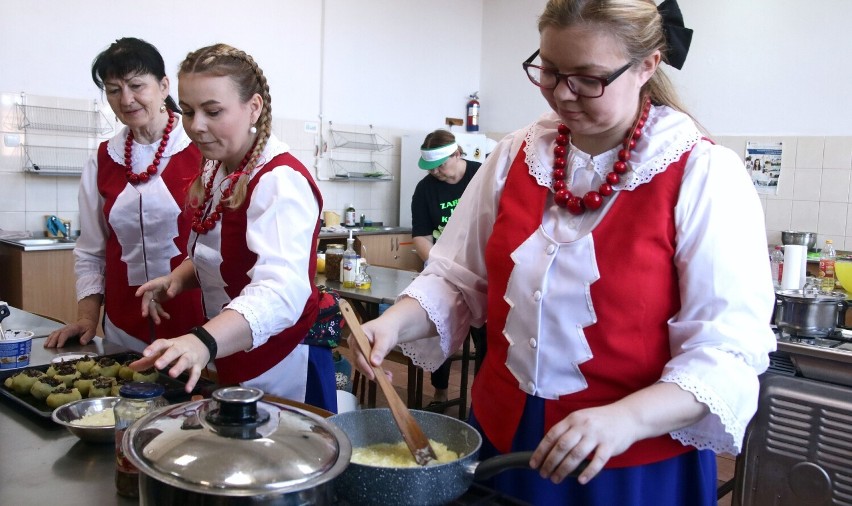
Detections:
[466, 92, 480, 132]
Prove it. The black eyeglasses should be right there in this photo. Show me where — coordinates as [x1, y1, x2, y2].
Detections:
[522, 50, 633, 98]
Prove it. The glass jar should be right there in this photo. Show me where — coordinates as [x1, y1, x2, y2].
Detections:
[114, 382, 167, 497]
[325, 244, 344, 282]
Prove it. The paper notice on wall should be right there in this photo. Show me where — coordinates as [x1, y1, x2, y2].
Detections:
[745, 141, 783, 195]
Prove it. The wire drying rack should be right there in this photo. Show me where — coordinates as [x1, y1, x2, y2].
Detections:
[23, 145, 93, 176]
[17, 103, 112, 135]
[329, 160, 391, 181]
[329, 129, 392, 151]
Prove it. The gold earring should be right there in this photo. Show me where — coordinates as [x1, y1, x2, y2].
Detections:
[160, 103, 166, 113]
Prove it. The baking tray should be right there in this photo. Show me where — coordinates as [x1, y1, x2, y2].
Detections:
[0, 351, 217, 419]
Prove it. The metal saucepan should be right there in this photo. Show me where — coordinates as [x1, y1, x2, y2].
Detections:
[775, 289, 849, 337]
[124, 387, 351, 505]
[330, 408, 572, 506]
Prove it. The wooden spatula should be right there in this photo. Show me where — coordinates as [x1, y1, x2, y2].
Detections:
[339, 299, 437, 466]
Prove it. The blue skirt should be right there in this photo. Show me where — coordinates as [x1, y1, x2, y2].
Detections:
[469, 395, 717, 506]
[304, 345, 338, 413]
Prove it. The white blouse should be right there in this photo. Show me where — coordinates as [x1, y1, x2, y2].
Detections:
[189, 134, 319, 351]
[75, 121, 194, 298]
[399, 105, 777, 455]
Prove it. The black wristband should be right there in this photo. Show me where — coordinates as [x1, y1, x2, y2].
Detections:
[190, 326, 218, 362]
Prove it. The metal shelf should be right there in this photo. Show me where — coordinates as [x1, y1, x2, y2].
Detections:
[329, 129, 392, 151]
[329, 159, 392, 181]
[23, 145, 92, 176]
[17, 103, 112, 135]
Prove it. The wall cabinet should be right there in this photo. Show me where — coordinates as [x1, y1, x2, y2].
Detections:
[356, 233, 423, 272]
[0, 244, 77, 324]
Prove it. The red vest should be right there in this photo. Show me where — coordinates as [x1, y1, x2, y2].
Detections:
[96, 142, 204, 343]
[210, 153, 323, 385]
[474, 141, 695, 467]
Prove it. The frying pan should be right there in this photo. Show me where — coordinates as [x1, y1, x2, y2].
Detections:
[330, 408, 570, 506]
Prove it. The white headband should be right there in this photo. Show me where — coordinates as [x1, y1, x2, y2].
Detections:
[420, 142, 458, 162]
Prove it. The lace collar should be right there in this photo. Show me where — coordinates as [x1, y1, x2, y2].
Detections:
[523, 105, 702, 192]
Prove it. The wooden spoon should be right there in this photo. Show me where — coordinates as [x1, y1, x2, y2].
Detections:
[339, 299, 437, 466]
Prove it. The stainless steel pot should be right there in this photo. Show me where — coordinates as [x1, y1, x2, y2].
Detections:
[775, 289, 848, 337]
[329, 408, 556, 506]
[123, 387, 351, 505]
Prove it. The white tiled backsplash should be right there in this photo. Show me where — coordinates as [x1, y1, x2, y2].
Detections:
[3, 93, 852, 249]
[715, 135, 852, 250]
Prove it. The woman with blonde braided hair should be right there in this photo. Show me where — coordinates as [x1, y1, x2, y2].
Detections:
[132, 43, 337, 412]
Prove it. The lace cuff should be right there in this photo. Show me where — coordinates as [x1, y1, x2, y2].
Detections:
[396, 289, 452, 373]
[662, 370, 745, 454]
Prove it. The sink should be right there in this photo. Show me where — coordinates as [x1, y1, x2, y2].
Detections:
[17, 239, 60, 246]
[11, 237, 76, 246]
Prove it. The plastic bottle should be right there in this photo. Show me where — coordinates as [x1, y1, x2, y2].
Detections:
[344, 204, 356, 227]
[342, 230, 358, 287]
[115, 382, 167, 497]
[770, 245, 784, 289]
[819, 239, 837, 292]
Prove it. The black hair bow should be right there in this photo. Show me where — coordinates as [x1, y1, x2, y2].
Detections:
[658, 0, 693, 70]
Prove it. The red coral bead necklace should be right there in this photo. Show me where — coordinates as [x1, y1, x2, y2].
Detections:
[191, 148, 256, 234]
[123, 109, 175, 185]
[553, 96, 652, 215]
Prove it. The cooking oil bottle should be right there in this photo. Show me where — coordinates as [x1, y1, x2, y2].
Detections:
[819, 239, 837, 292]
[342, 231, 358, 288]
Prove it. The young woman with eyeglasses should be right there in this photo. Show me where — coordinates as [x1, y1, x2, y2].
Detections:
[349, 1, 775, 504]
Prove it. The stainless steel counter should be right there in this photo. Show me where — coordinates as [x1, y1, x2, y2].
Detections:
[0, 310, 134, 506]
[319, 226, 411, 240]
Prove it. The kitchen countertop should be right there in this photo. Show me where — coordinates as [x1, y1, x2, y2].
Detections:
[0, 309, 135, 506]
[0, 228, 409, 250]
[0, 237, 77, 251]
[319, 226, 411, 239]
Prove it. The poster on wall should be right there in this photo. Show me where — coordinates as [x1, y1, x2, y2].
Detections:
[745, 141, 783, 195]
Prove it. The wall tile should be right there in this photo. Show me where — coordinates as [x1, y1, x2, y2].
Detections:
[790, 200, 819, 231]
[820, 169, 851, 203]
[765, 199, 792, 231]
[796, 137, 825, 168]
[56, 177, 80, 211]
[823, 136, 852, 169]
[844, 205, 852, 237]
[817, 201, 848, 236]
[0, 212, 26, 232]
[24, 174, 57, 212]
[792, 168, 821, 201]
[0, 172, 26, 211]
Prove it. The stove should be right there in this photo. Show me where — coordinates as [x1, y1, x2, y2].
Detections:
[732, 328, 852, 505]
[771, 326, 852, 387]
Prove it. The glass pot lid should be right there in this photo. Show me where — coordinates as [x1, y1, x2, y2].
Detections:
[123, 387, 352, 496]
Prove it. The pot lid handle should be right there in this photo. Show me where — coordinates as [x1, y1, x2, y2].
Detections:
[205, 386, 270, 439]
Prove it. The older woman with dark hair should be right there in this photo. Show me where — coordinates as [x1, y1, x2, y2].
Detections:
[46, 37, 203, 352]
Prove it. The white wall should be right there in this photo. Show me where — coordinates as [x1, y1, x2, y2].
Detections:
[2, 0, 852, 241]
[481, 0, 852, 136]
